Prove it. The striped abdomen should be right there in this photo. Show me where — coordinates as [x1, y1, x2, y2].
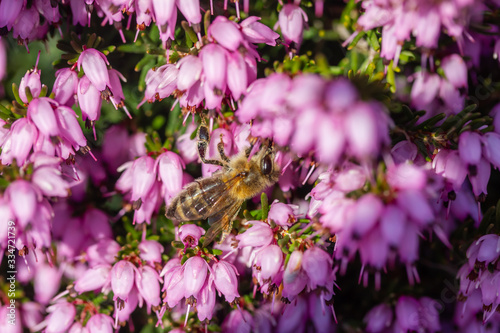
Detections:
[166, 176, 228, 222]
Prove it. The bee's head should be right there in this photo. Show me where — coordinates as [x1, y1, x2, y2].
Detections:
[258, 147, 280, 183]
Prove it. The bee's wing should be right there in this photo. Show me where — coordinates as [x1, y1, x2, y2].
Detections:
[202, 199, 243, 248]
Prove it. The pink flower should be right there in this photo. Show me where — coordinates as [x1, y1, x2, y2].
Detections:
[183, 256, 208, 299]
[44, 301, 76, 333]
[130, 155, 157, 202]
[235, 221, 273, 248]
[74, 265, 111, 294]
[302, 246, 333, 289]
[255, 244, 283, 281]
[53, 68, 78, 105]
[138, 240, 164, 265]
[458, 131, 482, 166]
[4, 118, 37, 166]
[12, 7, 39, 46]
[196, 280, 216, 321]
[268, 201, 296, 227]
[226, 52, 248, 100]
[278, 4, 308, 45]
[0, 0, 24, 30]
[152, 0, 176, 27]
[77, 48, 111, 91]
[164, 265, 185, 308]
[178, 224, 205, 248]
[441, 54, 468, 89]
[200, 43, 227, 92]
[211, 260, 240, 302]
[241, 16, 280, 46]
[31, 165, 69, 197]
[86, 314, 114, 333]
[136, 266, 161, 309]
[176, 55, 202, 91]
[34, 263, 61, 304]
[208, 16, 244, 51]
[176, 0, 202, 25]
[157, 151, 185, 202]
[364, 303, 393, 333]
[77, 75, 102, 122]
[277, 296, 308, 332]
[482, 132, 500, 169]
[55, 105, 87, 150]
[5, 180, 38, 228]
[19, 68, 41, 104]
[282, 250, 308, 301]
[395, 296, 420, 331]
[110, 260, 135, 301]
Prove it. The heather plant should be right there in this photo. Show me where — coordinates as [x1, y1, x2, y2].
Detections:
[0, 1, 500, 333]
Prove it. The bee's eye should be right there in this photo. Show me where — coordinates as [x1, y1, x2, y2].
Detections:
[261, 155, 272, 175]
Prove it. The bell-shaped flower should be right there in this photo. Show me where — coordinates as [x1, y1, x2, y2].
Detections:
[152, 0, 176, 27]
[156, 64, 179, 99]
[482, 132, 500, 169]
[108, 69, 128, 113]
[255, 244, 283, 281]
[459, 131, 482, 166]
[86, 239, 121, 267]
[77, 48, 110, 91]
[441, 54, 467, 89]
[19, 68, 41, 104]
[411, 73, 440, 110]
[12, 7, 39, 50]
[176, 0, 202, 25]
[176, 123, 198, 163]
[74, 265, 112, 294]
[344, 102, 380, 159]
[5, 180, 38, 228]
[138, 240, 164, 265]
[53, 68, 78, 105]
[380, 205, 406, 248]
[278, 4, 307, 45]
[130, 155, 156, 202]
[110, 260, 136, 301]
[178, 224, 205, 248]
[31, 166, 69, 198]
[470, 158, 490, 197]
[183, 256, 209, 299]
[391, 140, 418, 164]
[208, 16, 244, 51]
[176, 55, 202, 91]
[235, 221, 274, 248]
[54, 106, 87, 149]
[157, 151, 185, 199]
[6, 118, 37, 167]
[363, 303, 393, 333]
[164, 265, 185, 308]
[386, 163, 427, 191]
[277, 296, 308, 332]
[419, 297, 441, 332]
[116, 288, 139, 323]
[136, 266, 161, 309]
[211, 260, 239, 302]
[34, 263, 61, 304]
[395, 296, 420, 332]
[226, 52, 248, 101]
[349, 194, 383, 237]
[200, 43, 227, 91]
[77, 75, 102, 122]
[44, 301, 76, 333]
[82, 208, 112, 241]
[282, 250, 308, 301]
[302, 246, 332, 289]
[197, 279, 216, 321]
[133, 181, 161, 225]
[86, 314, 114, 333]
[221, 309, 254, 332]
[308, 293, 335, 333]
[241, 16, 280, 46]
[0, 0, 24, 30]
[396, 189, 434, 227]
[443, 151, 467, 189]
[268, 201, 296, 227]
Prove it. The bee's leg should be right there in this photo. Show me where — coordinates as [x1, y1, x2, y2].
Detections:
[197, 122, 225, 167]
[217, 133, 231, 163]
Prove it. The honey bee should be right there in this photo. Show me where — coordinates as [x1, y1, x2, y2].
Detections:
[166, 122, 280, 247]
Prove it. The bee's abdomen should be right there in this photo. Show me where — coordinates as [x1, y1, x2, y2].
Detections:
[166, 178, 225, 221]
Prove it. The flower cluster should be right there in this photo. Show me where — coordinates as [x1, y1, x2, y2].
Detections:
[363, 296, 441, 332]
[142, 16, 279, 112]
[237, 73, 392, 165]
[352, 0, 483, 65]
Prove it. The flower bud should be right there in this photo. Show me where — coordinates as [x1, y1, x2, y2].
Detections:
[255, 244, 283, 280]
[208, 16, 244, 51]
[235, 221, 273, 248]
[139, 240, 164, 265]
[278, 4, 307, 45]
[74, 265, 111, 294]
[302, 246, 332, 289]
[197, 280, 216, 321]
[136, 266, 161, 308]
